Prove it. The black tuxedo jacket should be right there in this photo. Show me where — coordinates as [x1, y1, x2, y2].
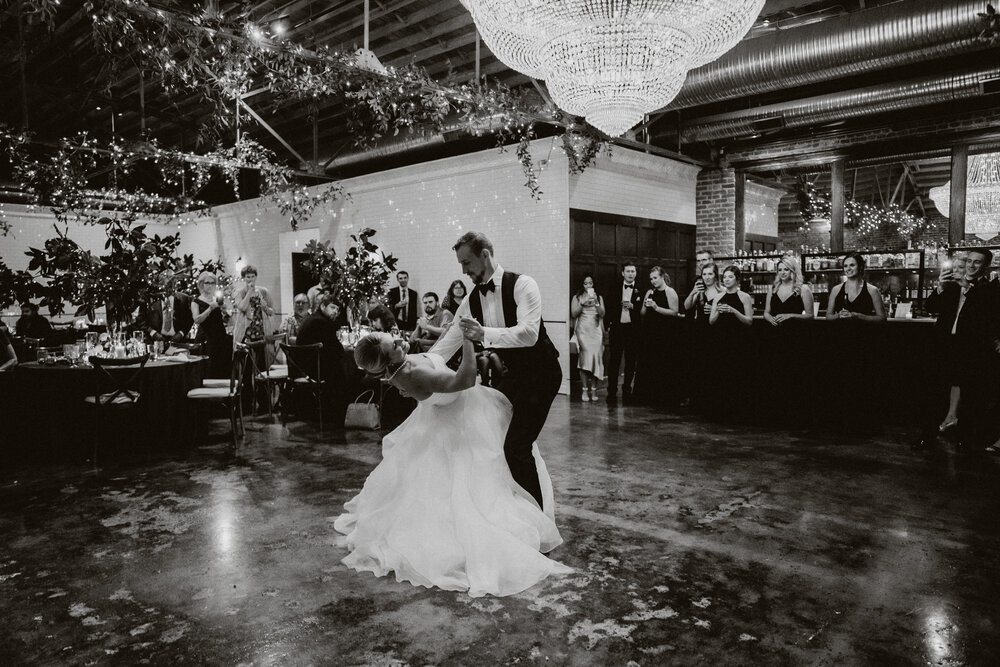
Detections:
[926, 279, 1000, 351]
[387, 287, 419, 331]
[606, 280, 644, 329]
[137, 292, 194, 338]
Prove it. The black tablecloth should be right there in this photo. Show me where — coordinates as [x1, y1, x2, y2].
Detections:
[3, 357, 208, 462]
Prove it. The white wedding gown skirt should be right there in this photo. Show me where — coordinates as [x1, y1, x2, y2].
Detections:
[334, 369, 571, 597]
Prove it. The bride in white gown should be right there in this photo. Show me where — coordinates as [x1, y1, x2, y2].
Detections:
[334, 331, 571, 597]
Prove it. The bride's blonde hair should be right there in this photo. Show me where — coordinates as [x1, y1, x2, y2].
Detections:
[354, 332, 391, 375]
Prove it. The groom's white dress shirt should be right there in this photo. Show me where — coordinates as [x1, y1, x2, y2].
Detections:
[429, 265, 542, 361]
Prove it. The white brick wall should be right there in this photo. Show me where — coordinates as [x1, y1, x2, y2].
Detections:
[569, 146, 699, 225]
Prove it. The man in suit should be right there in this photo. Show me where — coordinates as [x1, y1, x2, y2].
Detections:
[136, 269, 193, 342]
[295, 293, 348, 428]
[387, 271, 419, 331]
[924, 247, 1000, 452]
[430, 232, 561, 510]
[605, 263, 643, 405]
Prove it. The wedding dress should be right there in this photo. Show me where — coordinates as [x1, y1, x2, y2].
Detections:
[334, 354, 571, 597]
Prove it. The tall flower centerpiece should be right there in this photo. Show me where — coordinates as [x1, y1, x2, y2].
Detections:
[302, 228, 398, 324]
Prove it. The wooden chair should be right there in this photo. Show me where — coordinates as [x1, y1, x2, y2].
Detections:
[85, 354, 150, 464]
[254, 333, 288, 418]
[186, 345, 248, 450]
[279, 342, 325, 431]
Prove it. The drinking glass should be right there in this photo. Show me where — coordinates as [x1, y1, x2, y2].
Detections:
[63, 344, 80, 365]
[85, 331, 99, 352]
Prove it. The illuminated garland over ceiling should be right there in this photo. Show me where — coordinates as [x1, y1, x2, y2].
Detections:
[798, 179, 932, 242]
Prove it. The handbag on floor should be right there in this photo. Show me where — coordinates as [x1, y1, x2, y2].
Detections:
[345, 389, 380, 430]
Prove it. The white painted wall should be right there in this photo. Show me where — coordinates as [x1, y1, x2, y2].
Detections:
[568, 146, 700, 224]
[0, 204, 218, 323]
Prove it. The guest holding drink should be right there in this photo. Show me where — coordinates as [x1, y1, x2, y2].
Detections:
[764, 255, 814, 326]
[570, 275, 605, 402]
[442, 280, 467, 316]
[685, 262, 724, 411]
[825, 253, 885, 322]
[710, 265, 753, 329]
[191, 271, 230, 378]
[635, 266, 680, 407]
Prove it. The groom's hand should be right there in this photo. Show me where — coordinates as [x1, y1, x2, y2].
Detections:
[458, 316, 484, 342]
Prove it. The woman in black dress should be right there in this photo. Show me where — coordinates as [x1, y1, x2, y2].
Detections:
[825, 253, 885, 323]
[686, 262, 724, 412]
[710, 265, 754, 329]
[191, 271, 230, 378]
[764, 255, 814, 326]
[635, 266, 679, 406]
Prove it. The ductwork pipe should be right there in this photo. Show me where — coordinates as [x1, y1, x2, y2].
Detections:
[670, 0, 990, 109]
[680, 64, 1000, 143]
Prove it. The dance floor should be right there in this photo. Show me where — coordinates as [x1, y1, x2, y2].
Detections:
[2, 400, 999, 665]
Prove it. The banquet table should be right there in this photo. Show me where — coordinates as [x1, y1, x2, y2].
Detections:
[4, 356, 208, 462]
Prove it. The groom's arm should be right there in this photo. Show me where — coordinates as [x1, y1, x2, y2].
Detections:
[483, 275, 541, 349]
[427, 296, 470, 360]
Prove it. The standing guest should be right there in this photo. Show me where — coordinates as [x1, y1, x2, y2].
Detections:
[15, 302, 52, 340]
[764, 255, 814, 326]
[281, 293, 311, 344]
[442, 279, 468, 315]
[136, 268, 193, 342]
[923, 248, 1000, 452]
[367, 304, 397, 333]
[570, 275, 605, 402]
[233, 264, 276, 387]
[409, 292, 453, 352]
[635, 266, 680, 407]
[710, 265, 754, 328]
[0, 324, 17, 371]
[387, 270, 419, 331]
[686, 262, 725, 412]
[296, 294, 348, 429]
[683, 249, 716, 313]
[685, 262, 725, 324]
[710, 265, 754, 420]
[191, 272, 230, 378]
[605, 263, 644, 405]
[825, 253, 886, 322]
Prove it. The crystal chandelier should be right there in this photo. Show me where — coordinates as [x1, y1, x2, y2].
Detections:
[458, 0, 765, 137]
[929, 153, 1000, 240]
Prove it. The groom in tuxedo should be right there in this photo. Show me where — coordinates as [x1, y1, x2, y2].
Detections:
[430, 232, 561, 509]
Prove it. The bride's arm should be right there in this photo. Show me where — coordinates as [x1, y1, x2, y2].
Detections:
[408, 337, 477, 394]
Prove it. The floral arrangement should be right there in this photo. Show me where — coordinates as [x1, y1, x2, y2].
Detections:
[301, 228, 398, 322]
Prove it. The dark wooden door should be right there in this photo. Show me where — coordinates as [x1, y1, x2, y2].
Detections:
[570, 209, 696, 299]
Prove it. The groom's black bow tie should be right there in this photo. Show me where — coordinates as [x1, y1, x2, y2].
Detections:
[477, 280, 496, 296]
[624, 283, 634, 288]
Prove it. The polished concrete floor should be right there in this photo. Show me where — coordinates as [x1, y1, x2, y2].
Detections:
[2, 399, 999, 666]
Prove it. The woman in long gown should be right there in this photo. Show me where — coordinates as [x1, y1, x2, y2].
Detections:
[569, 275, 605, 402]
[634, 266, 680, 407]
[335, 332, 570, 598]
[190, 271, 230, 379]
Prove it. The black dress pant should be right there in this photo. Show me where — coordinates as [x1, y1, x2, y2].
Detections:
[496, 355, 562, 510]
[607, 323, 639, 396]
